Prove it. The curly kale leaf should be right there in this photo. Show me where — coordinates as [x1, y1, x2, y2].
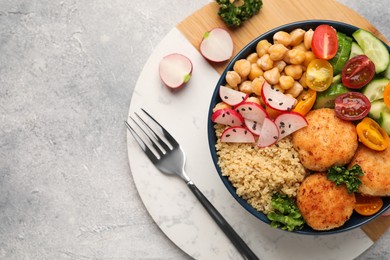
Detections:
[216, 0, 263, 27]
[327, 164, 364, 193]
[267, 193, 305, 231]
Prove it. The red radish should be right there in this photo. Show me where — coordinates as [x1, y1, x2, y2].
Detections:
[220, 126, 255, 143]
[274, 112, 308, 141]
[257, 117, 279, 147]
[211, 108, 244, 126]
[261, 81, 297, 111]
[219, 86, 248, 106]
[159, 53, 192, 89]
[200, 28, 233, 62]
[244, 119, 263, 136]
[235, 101, 268, 123]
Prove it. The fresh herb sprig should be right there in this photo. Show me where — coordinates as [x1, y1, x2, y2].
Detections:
[267, 193, 305, 231]
[327, 164, 364, 193]
[216, 0, 263, 27]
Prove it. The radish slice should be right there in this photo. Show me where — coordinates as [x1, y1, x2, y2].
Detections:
[261, 81, 297, 111]
[219, 86, 248, 106]
[244, 119, 263, 136]
[200, 28, 233, 62]
[220, 126, 255, 143]
[211, 108, 244, 126]
[274, 112, 308, 141]
[159, 53, 192, 89]
[257, 117, 279, 147]
[235, 101, 268, 123]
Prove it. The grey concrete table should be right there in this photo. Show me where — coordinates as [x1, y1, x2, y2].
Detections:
[1, 0, 389, 259]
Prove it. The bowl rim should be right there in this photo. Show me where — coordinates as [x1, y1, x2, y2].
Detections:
[207, 19, 390, 235]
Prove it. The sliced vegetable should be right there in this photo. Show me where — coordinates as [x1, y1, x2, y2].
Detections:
[384, 82, 390, 109]
[219, 85, 248, 106]
[334, 92, 371, 121]
[353, 29, 390, 73]
[349, 41, 364, 59]
[313, 77, 348, 109]
[306, 59, 334, 92]
[274, 112, 308, 141]
[311, 24, 338, 60]
[293, 89, 317, 115]
[327, 164, 363, 194]
[220, 126, 256, 143]
[354, 193, 383, 216]
[216, 0, 263, 27]
[378, 108, 390, 135]
[235, 101, 268, 123]
[361, 78, 390, 102]
[261, 81, 296, 111]
[356, 117, 389, 151]
[267, 193, 305, 231]
[200, 28, 233, 62]
[159, 53, 193, 89]
[211, 108, 244, 126]
[329, 32, 353, 75]
[368, 100, 387, 121]
[341, 55, 375, 89]
[257, 117, 279, 147]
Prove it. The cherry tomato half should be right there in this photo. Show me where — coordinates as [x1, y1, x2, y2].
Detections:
[306, 59, 334, 92]
[356, 117, 389, 151]
[354, 193, 383, 216]
[311, 24, 338, 60]
[334, 92, 371, 121]
[293, 89, 317, 116]
[384, 82, 390, 109]
[341, 55, 375, 89]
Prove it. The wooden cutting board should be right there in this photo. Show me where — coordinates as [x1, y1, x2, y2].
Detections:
[177, 0, 390, 242]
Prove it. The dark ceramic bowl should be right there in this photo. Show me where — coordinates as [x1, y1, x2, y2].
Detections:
[207, 20, 390, 235]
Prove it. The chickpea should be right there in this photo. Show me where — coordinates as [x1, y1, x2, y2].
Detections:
[239, 80, 253, 94]
[279, 75, 295, 90]
[268, 43, 288, 61]
[233, 59, 251, 78]
[257, 54, 274, 71]
[246, 96, 261, 105]
[274, 60, 287, 72]
[289, 28, 306, 46]
[263, 67, 280, 85]
[225, 71, 241, 87]
[256, 39, 272, 57]
[213, 102, 232, 112]
[299, 72, 307, 88]
[246, 52, 259, 64]
[284, 49, 306, 65]
[252, 76, 266, 96]
[272, 84, 285, 93]
[293, 43, 307, 52]
[273, 31, 292, 47]
[284, 64, 303, 80]
[285, 81, 304, 98]
[248, 63, 263, 80]
[304, 29, 314, 50]
[304, 51, 316, 67]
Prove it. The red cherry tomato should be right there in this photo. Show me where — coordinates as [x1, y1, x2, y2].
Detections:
[334, 92, 371, 121]
[311, 24, 338, 60]
[341, 55, 375, 89]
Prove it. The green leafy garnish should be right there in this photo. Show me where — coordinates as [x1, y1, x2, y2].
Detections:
[327, 164, 364, 193]
[267, 193, 305, 231]
[216, 0, 263, 27]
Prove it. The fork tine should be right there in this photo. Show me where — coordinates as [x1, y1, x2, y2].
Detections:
[140, 108, 179, 147]
[125, 121, 159, 164]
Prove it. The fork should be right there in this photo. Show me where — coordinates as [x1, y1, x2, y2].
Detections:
[126, 109, 259, 260]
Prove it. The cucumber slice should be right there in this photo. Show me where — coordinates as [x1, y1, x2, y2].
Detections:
[313, 82, 348, 109]
[349, 42, 364, 59]
[379, 109, 390, 135]
[361, 78, 390, 102]
[353, 29, 390, 73]
[369, 100, 387, 120]
[329, 33, 352, 75]
[384, 54, 390, 79]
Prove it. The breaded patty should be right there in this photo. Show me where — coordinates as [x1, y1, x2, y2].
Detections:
[292, 108, 358, 171]
[297, 173, 356, 230]
[349, 144, 390, 196]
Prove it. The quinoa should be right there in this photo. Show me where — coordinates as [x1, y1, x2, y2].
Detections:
[215, 125, 307, 214]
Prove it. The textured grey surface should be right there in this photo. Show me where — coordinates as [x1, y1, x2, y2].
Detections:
[0, 0, 389, 259]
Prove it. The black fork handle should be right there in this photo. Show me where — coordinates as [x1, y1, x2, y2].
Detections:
[187, 182, 260, 260]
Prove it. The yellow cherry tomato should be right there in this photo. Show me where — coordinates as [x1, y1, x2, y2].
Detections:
[356, 117, 389, 151]
[384, 82, 390, 109]
[292, 89, 317, 116]
[306, 59, 333, 92]
[354, 193, 383, 216]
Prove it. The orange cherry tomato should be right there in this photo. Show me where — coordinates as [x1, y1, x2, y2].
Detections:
[306, 59, 334, 92]
[384, 82, 390, 109]
[354, 193, 383, 216]
[293, 89, 317, 116]
[356, 117, 389, 151]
